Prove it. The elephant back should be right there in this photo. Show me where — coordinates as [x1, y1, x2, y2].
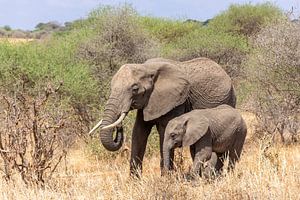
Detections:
[181, 58, 235, 109]
[201, 105, 243, 150]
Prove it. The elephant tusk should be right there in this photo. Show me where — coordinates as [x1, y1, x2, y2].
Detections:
[89, 119, 103, 135]
[101, 113, 126, 130]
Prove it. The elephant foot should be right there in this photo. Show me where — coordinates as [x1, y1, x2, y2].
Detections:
[183, 172, 196, 181]
[183, 171, 202, 182]
[183, 167, 220, 183]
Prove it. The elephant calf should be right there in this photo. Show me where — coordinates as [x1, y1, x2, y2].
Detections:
[163, 104, 247, 177]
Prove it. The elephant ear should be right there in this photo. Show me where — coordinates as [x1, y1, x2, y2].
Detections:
[143, 62, 190, 121]
[182, 115, 209, 147]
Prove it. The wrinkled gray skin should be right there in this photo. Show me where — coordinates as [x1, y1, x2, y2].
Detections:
[163, 105, 247, 177]
[98, 57, 236, 176]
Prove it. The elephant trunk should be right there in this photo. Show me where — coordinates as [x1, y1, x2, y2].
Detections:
[99, 98, 126, 152]
[163, 144, 172, 172]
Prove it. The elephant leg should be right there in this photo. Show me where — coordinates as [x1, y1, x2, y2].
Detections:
[215, 152, 225, 172]
[228, 150, 240, 171]
[202, 152, 217, 178]
[228, 129, 246, 170]
[130, 110, 153, 177]
[190, 144, 196, 161]
[203, 152, 224, 178]
[228, 146, 243, 171]
[191, 133, 212, 176]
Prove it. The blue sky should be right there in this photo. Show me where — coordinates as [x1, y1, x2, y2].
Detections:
[0, 0, 299, 30]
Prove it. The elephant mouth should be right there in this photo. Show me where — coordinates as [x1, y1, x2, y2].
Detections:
[132, 100, 137, 107]
[174, 141, 182, 148]
[131, 100, 143, 109]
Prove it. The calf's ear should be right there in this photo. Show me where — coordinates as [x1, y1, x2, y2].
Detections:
[182, 116, 209, 147]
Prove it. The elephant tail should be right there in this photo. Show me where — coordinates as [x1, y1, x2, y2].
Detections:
[229, 85, 237, 108]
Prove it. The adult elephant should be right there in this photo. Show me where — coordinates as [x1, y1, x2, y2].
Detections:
[89, 57, 236, 176]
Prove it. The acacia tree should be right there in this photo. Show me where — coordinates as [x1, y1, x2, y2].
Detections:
[208, 2, 284, 37]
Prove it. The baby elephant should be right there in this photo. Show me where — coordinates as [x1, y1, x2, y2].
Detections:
[163, 105, 247, 177]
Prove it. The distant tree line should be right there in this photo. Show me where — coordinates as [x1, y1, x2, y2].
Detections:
[0, 21, 73, 39]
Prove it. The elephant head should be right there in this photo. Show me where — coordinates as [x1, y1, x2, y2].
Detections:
[89, 62, 190, 151]
[163, 114, 209, 170]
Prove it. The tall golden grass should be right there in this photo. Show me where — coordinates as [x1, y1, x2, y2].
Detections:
[0, 113, 299, 200]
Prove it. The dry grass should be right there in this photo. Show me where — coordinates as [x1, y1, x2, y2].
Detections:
[0, 38, 34, 44]
[1, 113, 300, 200]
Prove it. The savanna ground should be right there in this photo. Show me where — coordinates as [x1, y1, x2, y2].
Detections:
[0, 112, 299, 200]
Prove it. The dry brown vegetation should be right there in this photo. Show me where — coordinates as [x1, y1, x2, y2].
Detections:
[0, 112, 299, 200]
[245, 19, 300, 144]
[0, 38, 35, 44]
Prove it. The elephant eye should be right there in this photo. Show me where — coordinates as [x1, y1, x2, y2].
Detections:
[132, 84, 139, 94]
[171, 133, 176, 139]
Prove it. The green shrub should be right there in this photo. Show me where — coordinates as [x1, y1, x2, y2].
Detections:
[0, 32, 99, 106]
[161, 27, 249, 78]
[209, 2, 284, 37]
[140, 16, 201, 44]
[79, 5, 159, 65]
[3, 25, 11, 32]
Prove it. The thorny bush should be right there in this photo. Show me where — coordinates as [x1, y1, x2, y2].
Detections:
[246, 19, 300, 143]
[0, 83, 77, 187]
